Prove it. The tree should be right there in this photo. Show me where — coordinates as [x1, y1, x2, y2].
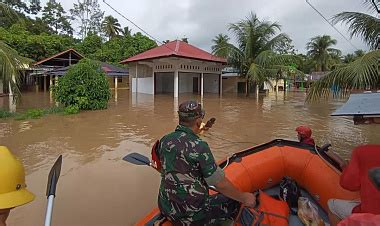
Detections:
[306, 1, 380, 101]
[221, 12, 299, 95]
[211, 34, 231, 58]
[53, 59, 111, 110]
[306, 35, 341, 72]
[70, 0, 104, 39]
[122, 26, 132, 37]
[92, 33, 157, 64]
[0, 23, 76, 61]
[0, 4, 31, 97]
[42, 0, 73, 35]
[307, 50, 380, 101]
[76, 33, 103, 56]
[343, 50, 366, 63]
[101, 15, 122, 40]
[332, 0, 380, 50]
[1, 0, 41, 15]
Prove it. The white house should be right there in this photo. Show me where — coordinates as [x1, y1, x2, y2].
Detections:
[121, 40, 227, 98]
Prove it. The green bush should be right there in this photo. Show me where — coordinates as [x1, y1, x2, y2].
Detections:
[0, 109, 15, 118]
[64, 105, 80, 115]
[53, 59, 111, 110]
[26, 109, 45, 118]
[43, 106, 65, 114]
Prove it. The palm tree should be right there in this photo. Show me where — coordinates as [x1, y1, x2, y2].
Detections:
[0, 3, 30, 97]
[307, 49, 379, 101]
[101, 15, 122, 40]
[122, 26, 132, 37]
[306, 35, 341, 72]
[332, 0, 380, 50]
[306, 0, 380, 101]
[211, 34, 231, 58]
[219, 12, 300, 96]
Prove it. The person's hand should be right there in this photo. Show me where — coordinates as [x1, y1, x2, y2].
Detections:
[241, 192, 256, 207]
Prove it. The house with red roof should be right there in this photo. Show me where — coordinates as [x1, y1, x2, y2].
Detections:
[121, 40, 227, 97]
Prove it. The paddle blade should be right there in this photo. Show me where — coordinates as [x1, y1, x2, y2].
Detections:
[46, 155, 62, 197]
[123, 153, 151, 166]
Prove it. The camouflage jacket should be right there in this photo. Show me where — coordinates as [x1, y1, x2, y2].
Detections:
[157, 125, 218, 221]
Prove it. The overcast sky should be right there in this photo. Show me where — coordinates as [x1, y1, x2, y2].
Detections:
[40, 0, 373, 54]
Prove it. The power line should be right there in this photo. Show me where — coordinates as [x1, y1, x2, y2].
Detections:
[102, 0, 175, 52]
[305, 0, 359, 50]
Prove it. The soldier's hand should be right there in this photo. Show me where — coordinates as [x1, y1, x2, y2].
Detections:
[241, 192, 256, 207]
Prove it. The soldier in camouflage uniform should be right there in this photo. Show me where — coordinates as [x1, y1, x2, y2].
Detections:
[157, 101, 256, 226]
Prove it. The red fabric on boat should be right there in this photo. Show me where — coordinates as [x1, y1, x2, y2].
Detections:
[340, 145, 380, 214]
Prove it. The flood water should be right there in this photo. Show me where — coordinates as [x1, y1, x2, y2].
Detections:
[1, 90, 379, 226]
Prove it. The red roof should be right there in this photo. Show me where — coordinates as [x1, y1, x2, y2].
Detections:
[120, 40, 226, 64]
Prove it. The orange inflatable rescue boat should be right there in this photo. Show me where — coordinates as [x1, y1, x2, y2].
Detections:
[136, 139, 359, 226]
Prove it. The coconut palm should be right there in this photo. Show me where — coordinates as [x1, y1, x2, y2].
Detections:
[306, 35, 342, 72]
[217, 12, 300, 95]
[122, 26, 132, 37]
[306, 1, 380, 101]
[101, 15, 122, 40]
[211, 34, 231, 58]
[307, 49, 380, 101]
[332, 0, 380, 50]
[0, 3, 30, 97]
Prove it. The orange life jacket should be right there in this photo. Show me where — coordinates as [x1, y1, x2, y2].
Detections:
[237, 191, 289, 226]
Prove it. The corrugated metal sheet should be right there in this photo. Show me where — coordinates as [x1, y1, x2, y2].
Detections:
[331, 92, 380, 116]
[48, 62, 129, 77]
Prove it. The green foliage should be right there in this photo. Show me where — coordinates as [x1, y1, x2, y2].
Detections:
[76, 33, 103, 56]
[306, 35, 341, 72]
[122, 26, 132, 37]
[83, 32, 157, 64]
[0, 109, 15, 118]
[0, 24, 76, 61]
[0, 106, 65, 120]
[42, 0, 73, 35]
[343, 50, 366, 63]
[101, 15, 122, 40]
[2, 0, 41, 15]
[53, 59, 111, 110]
[216, 12, 299, 93]
[307, 49, 380, 101]
[0, 40, 31, 97]
[332, 0, 380, 50]
[211, 34, 231, 58]
[64, 105, 80, 115]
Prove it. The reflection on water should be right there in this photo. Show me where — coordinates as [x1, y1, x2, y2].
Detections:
[1, 90, 379, 226]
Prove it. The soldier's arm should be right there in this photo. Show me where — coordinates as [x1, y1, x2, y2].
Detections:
[205, 168, 256, 207]
[198, 143, 256, 207]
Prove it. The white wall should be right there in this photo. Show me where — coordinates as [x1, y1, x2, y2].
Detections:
[179, 72, 199, 93]
[156, 72, 174, 93]
[204, 73, 219, 93]
[132, 77, 154, 94]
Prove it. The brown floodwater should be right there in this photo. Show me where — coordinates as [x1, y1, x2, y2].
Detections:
[1, 90, 379, 226]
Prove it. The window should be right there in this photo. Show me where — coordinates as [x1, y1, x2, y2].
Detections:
[117, 77, 123, 83]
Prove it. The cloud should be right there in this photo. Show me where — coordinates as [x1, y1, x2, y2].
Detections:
[41, 0, 371, 54]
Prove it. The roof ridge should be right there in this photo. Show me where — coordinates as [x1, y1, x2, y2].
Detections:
[174, 40, 180, 54]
